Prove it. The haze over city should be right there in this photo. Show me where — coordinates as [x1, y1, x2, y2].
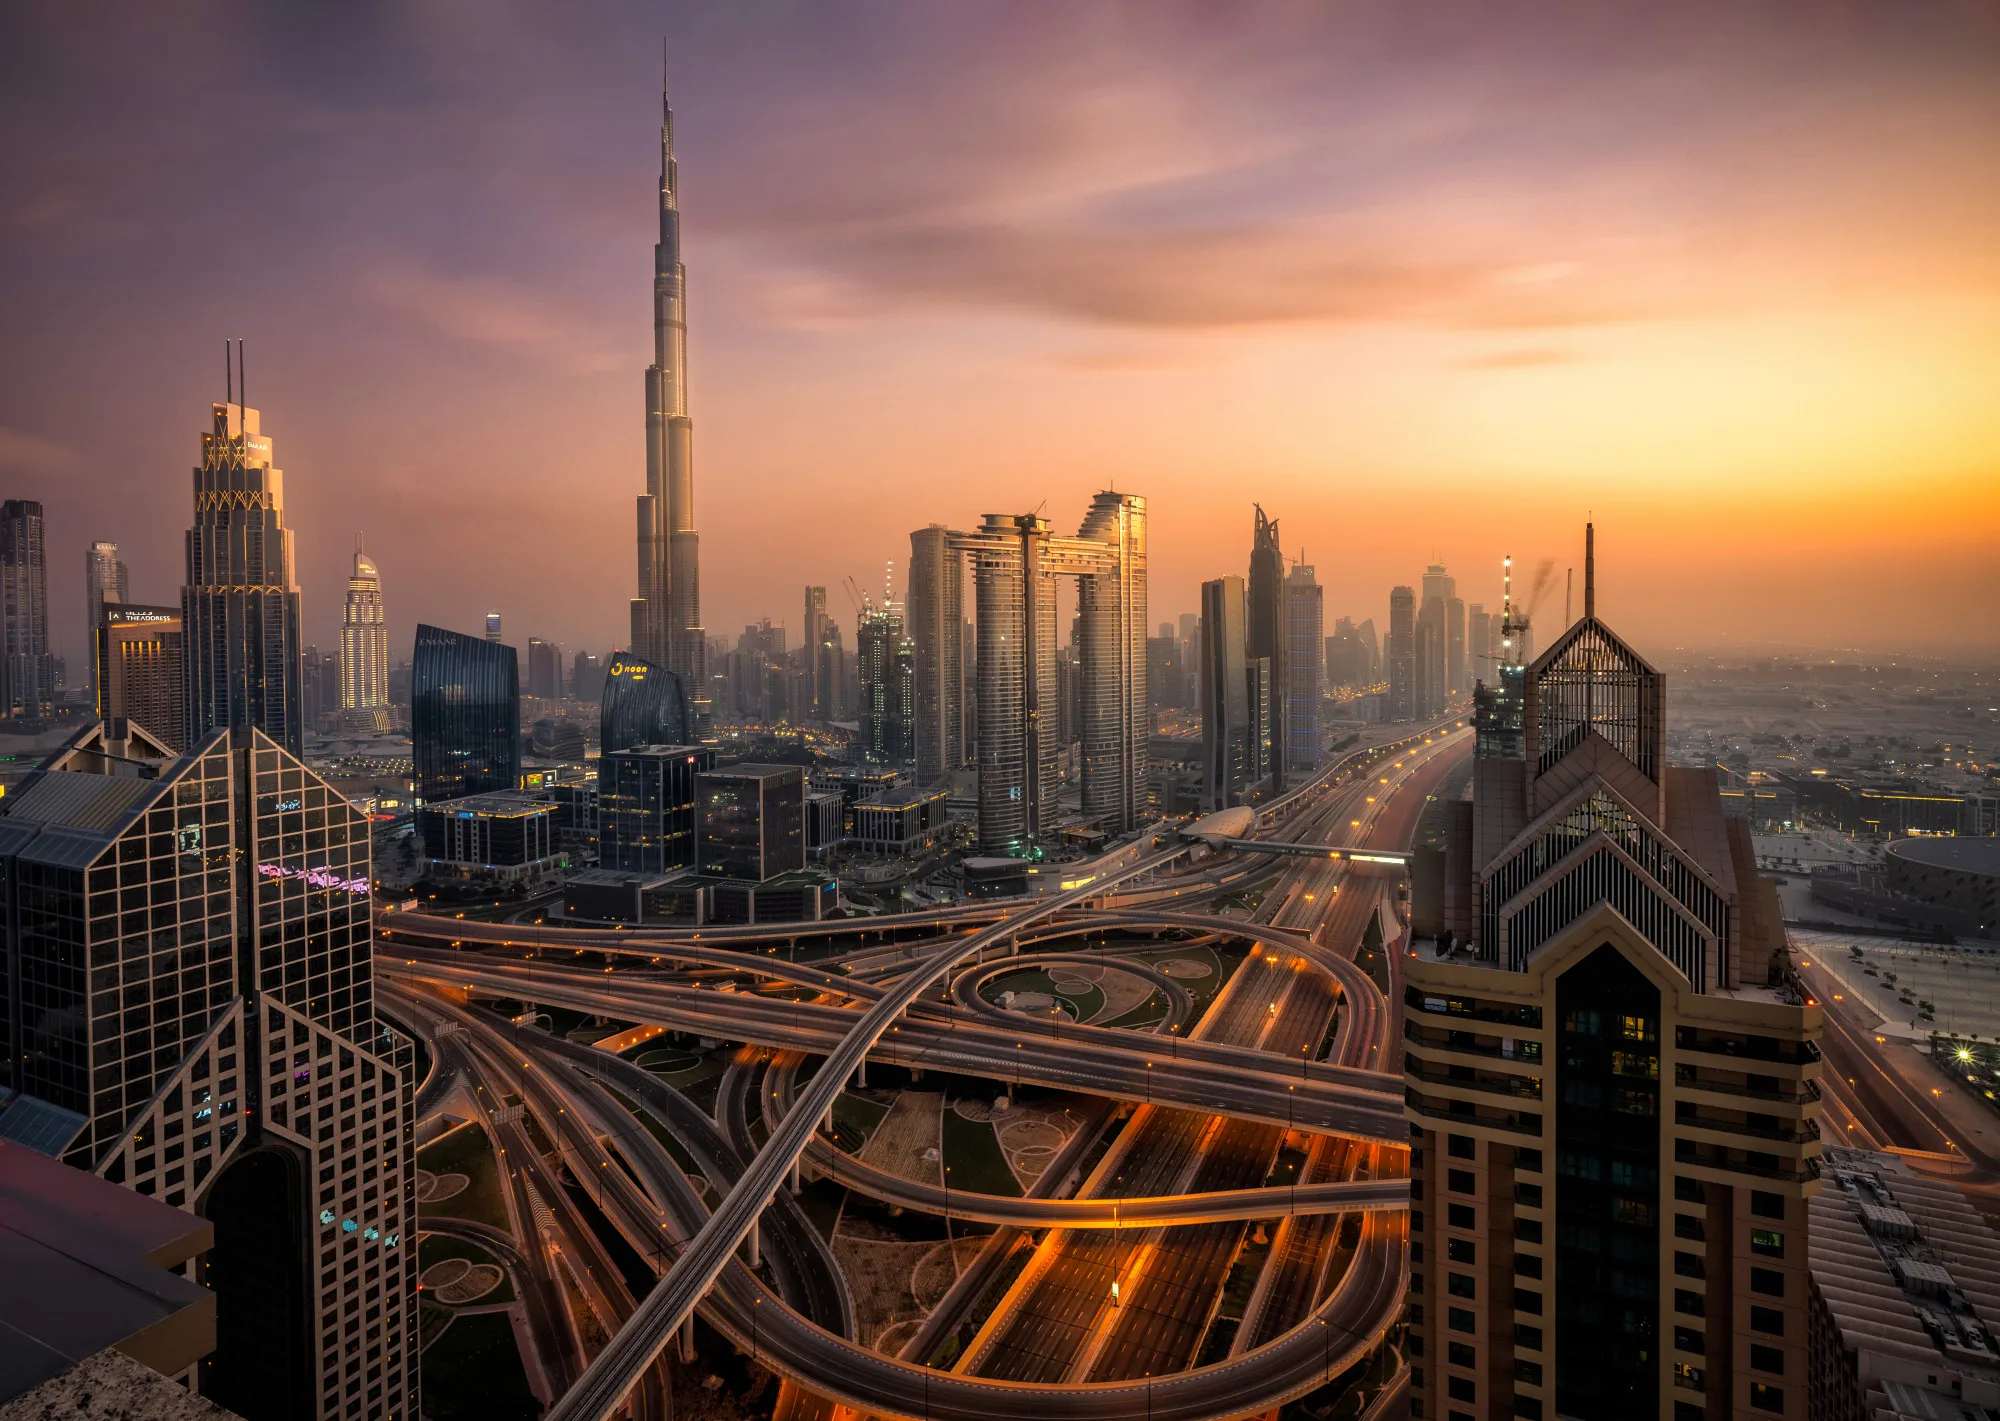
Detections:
[3, 1, 1997, 662]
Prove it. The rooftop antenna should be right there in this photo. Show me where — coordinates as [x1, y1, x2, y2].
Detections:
[1584, 520, 1596, 620]
[224, 338, 232, 407]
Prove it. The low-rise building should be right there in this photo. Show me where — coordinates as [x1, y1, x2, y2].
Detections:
[805, 789, 844, 858]
[852, 783, 949, 856]
[416, 789, 564, 886]
[1886, 839, 2000, 940]
[1809, 1147, 2000, 1419]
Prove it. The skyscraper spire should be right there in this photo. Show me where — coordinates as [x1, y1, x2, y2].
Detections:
[634, 41, 708, 728]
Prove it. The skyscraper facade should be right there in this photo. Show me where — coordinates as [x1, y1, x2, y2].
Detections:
[1199, 574, 1251, 810]
[411, 624, 520, 803]
[1405, 529, 1811, 1421]
[526, 637, 565, 701]
[182, 379, 304, 754]
[950, 495, 1148, 851]
[94, 603, 186, 749]
[600, 651, 692, 754]
[1247, 505, 1286, 789]
[338, 546, 389, 719]
[856, 603, 913, 767]
[1469, 602, 1492, 687]
[0, 720, 418, 1420]
[802, 585, 829, 719]
[908, 526, 964, 785]
[1283, 562, 1324, 774]
[1387, 585, 1416, 720]
[1416, 593, 1446, 719]
[632, 60, 708, 728]
[1447, 594, 1467, 695]
[1, 499, 53, 717]
[84, 539, 128, 693]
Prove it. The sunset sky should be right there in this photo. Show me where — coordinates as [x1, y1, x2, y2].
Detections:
[3, 2, 1997, 670]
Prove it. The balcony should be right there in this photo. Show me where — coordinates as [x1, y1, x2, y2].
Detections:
[1407, 1088, 1544, 1137]
[1407, 1056, 1543, 1101]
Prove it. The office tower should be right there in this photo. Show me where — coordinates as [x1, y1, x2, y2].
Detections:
[632, 59, 708, 728]
[571, 650, 607, 703]
[1416, 593, 1446, 718]
[1469, 603, 1492, 686]
[856, 601, 912, 766]
[83, 540, 128, 693]
[338, 544, 389, 723]
[908, 526, 964, 784]
[802, 586, 829, 718]
[599, 651, 692, 754]
[1247, 505, 1286, 789]
[411, 624, 519, 803]
[698, 763, 806, 880]
[1148, 625, 1182, 712]
[94, 604, 186, 749]
[1199, 574, 1252, 809]
[0, 720, 418, 1420]
[949, 495, 1146, 852]
[300, 646, 326, 730]
[484, 612, 501, 642]
[1055, 646, 1080, 746]
[1447, 594, 1466, 695]
[1422, 558, 1456, 606]
[1356, 617, 1379, 684]
[526, 637, 564, 701]
[182, 356, 304, 753]
[1406, 526, 1809, 1421]
[599, 743, 715, 873]
[1387, 586, 1416, 720]
[0, 500, 53, 717]
[817, 619, 846, 723]
[1283, 562, 1323, 773]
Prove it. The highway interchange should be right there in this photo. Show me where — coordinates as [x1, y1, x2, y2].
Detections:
[383, 721, 1470, 1421]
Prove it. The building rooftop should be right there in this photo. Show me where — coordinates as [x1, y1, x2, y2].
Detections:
[707, 761, 803, 782]
[418, 789, 557, 819]
[605, 742, 707, 759]
[1889, 838, 2000, 878]
[1811, 1148, 2000, 1406]
[856, 784, 948, 810]
[0, 1141, 217, 1406]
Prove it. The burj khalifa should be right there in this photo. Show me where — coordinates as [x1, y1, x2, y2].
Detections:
[633, 53, 708, 727]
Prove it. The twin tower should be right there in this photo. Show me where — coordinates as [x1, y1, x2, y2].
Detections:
[909, 493, 1148, 856]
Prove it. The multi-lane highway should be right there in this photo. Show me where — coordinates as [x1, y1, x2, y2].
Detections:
[390, 718, 1468, 1421]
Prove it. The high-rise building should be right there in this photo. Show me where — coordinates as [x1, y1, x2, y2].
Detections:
[571, 650, 607, 703]
[1356, 617, 1379, 685]
[83, 540, 128, 693]
[908, 526, 964, 785]
[94, 603, 185, 749]
[1, 500, 53, 717]
[600, 651, 692, 754]
[1247, 505, 1286, 789]
[1416, 593, 1446, 718]
[411, 624, 519, 803]
[1469, 602, 1492, 686]
[181, 359, 304, 753]
[1387, 586, 1416, 720]
[817, 619, 846, 723]
[1406, 526, 1809, 1421]
[1283, 562, 1323, 773]
[484, 611, 501, 642]
[0, 720, 418, 1420]
[698, 763, 806, 881]
[1447, 594, 1467, 695]
[802, 585, 829, 719]
[599, 743, 714, 873]
[338, 544, 389, 721]
[526, 637, 565, 701]
[856, 602, 912, 767]
[1199, 574, 1253, 810]
[632, 58, 708, 729]
[948, 495, 1147, 852]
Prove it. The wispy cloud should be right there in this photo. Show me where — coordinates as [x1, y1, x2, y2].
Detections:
[0, 426, 80, 475]
[1458, 347, 1575, 369]
[357, 266, 621, 372]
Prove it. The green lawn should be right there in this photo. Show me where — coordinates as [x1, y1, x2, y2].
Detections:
[941, 1104, 1020, 1197]
[831, 1092, 887, 1152]
[417, 1125, 512, 1233]
[419, 1311, 541, 1421]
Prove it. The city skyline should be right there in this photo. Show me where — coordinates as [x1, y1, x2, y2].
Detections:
[3, 5, 1997, 667]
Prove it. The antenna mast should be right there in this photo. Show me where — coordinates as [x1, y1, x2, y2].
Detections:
[1584, 521, 1596, 620]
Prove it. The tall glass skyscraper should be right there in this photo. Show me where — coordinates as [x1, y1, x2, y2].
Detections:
[1283, 562, 1323, 774]
[0, 499, 53, 717]
[1247, 504, 1286, 789]
[599, 651, 692, 753]
[84, 538, 128, 695]
[0, 720, 418, 1420]
[338, 544, 388, 721]
[907, 526, 964, 785]
[181, 374, 305, 754]
[633, 57, 708, 726]
[412, 623, 520, 803]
